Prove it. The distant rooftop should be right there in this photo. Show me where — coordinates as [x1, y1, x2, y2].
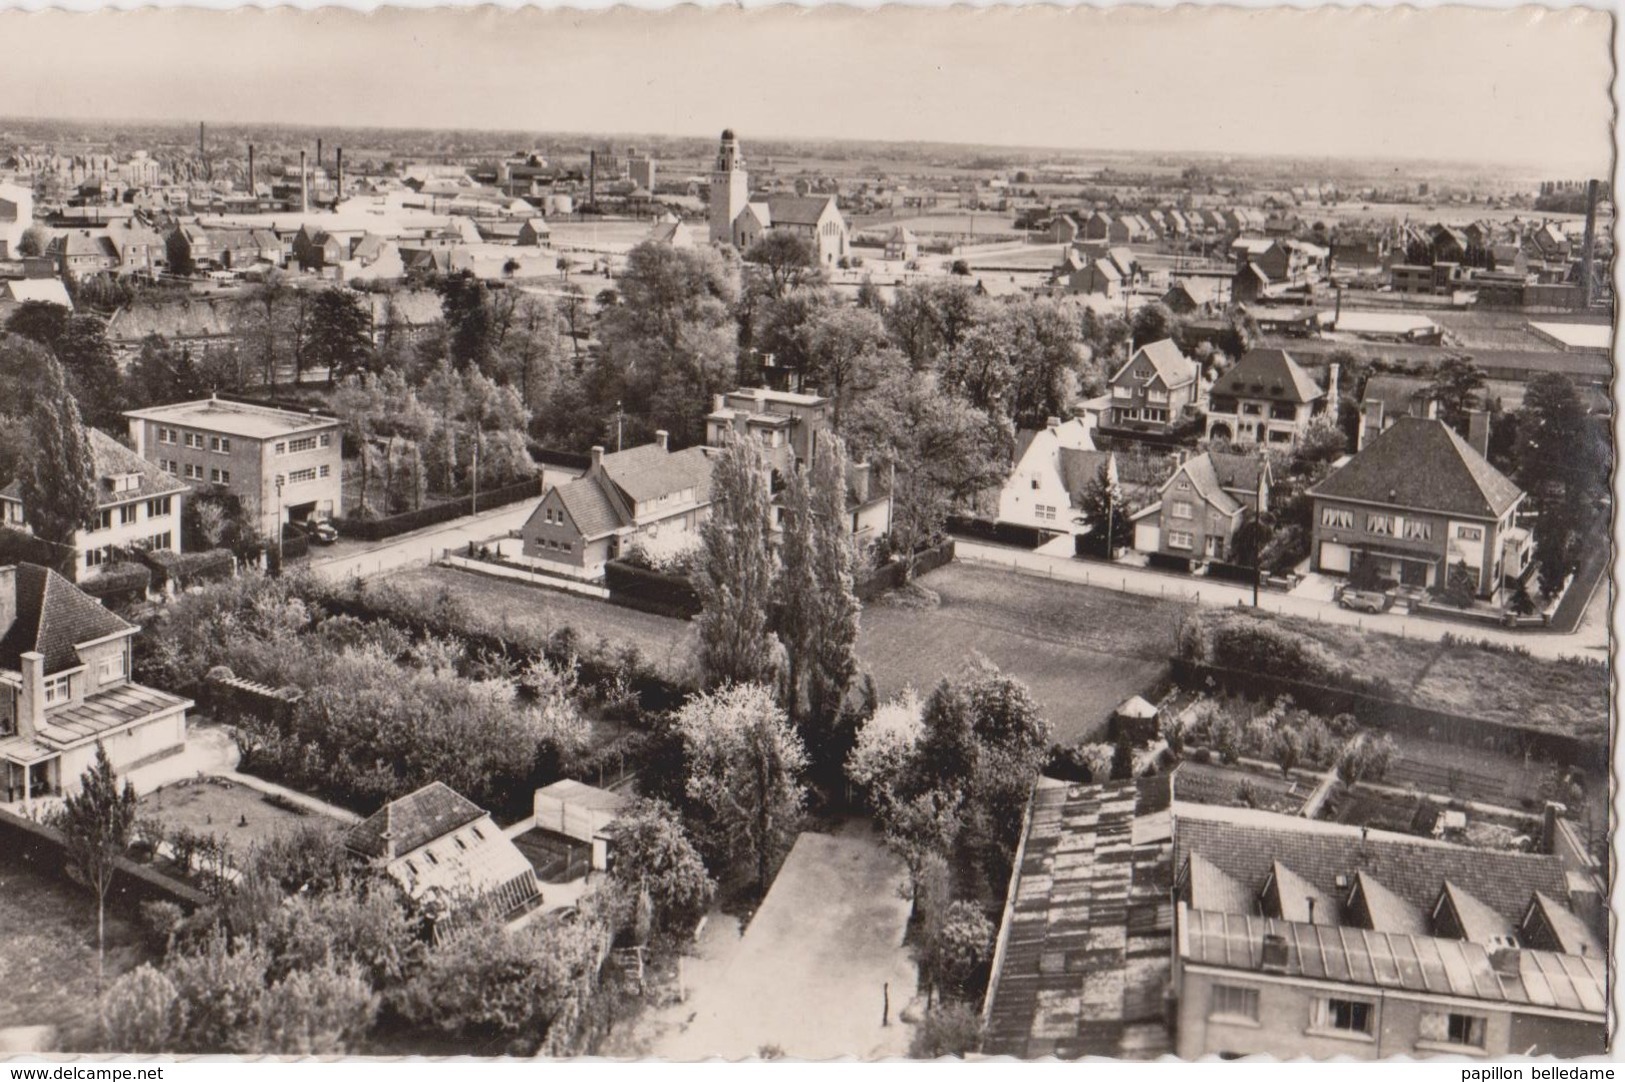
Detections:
[125, 397, 338, 440]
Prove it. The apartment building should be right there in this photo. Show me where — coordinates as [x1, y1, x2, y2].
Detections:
[1, 429, 187, 580]
[125, 396, 342, 539]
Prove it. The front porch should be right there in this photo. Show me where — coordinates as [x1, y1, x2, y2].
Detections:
[0, 743, 62, 812]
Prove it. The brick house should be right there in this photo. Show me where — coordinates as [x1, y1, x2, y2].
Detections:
[1204, 348, 1330, 447]
[0, 563, 193, 809]
[1105, 339, 1201, 434]
[1130, 450, 1270, 564]
[1, 429, 188, 581]
[1307, 416, 1528, 600]
[519, 435, 715, 577]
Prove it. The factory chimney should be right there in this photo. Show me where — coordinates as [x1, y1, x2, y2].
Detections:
[300, 149, 309, 212]
[247, 144, 255, 196]
[588, 150, 598, 207]
[1580, 179, 1599, 308]
[317, 138, 324, 172]
[335, 148, 344, 204]
[199, 121, 209, 180]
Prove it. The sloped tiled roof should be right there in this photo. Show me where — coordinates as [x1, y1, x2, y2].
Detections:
[554, 475, 623, 540]
[1118, 339, 1195, 390]
[106, 298, 240, 342]
[1265, 861, 1334, 924]
[86, 428, 190, 503]
[1210, 348, 1324, 405]
[1309, 416, 1523, 520]
[601, 444, 714, 507]
[346, 780, 486, 861]
[1182, 852, 1254, 915]
[1349, 870, 1428, 935]
[1360, 373, 1432, 419]
[1528, 892, 1605, 959]
[1173, 809, 1568, 927]
[1058, 447, 1114, 505]
[1166, 453, 1241, 516]
[0, 563, 134, 675]
[1438, 880, 1514, 944]
[1207, 451, 1268, 496]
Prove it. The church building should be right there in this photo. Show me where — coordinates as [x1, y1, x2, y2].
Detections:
[708, 129, 849, 267]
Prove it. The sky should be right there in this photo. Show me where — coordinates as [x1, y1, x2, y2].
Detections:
[0, 5, 1613, 173]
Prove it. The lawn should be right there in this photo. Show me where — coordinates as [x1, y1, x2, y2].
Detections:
[0, 864, 151, 1051]
[139, 775, 342, 855]
[861, 563, 1187, 744]
[1171, 760, 1312, 816]
[380, 564, 700, 683]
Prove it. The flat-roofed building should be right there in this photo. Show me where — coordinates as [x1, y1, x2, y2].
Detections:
[125, 396, 342, 539]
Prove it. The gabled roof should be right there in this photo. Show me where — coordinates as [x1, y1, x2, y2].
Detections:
[2, 429, 189, 508]
[1437, 880, 1514, 944]
[106, 298, 239, 342]
[601, 444, 714, 507]
[1173, 808, 1568, 928]
[346, 780, 486, 860]
[1113, 338, 1195, 390]
[766, 194, 839, 228]
[52, 230, 117, 258]
[1183, 852, 1253, 915]
[1348, 870, 1428, 935]
[1090, 258, 1121, 283]
[1058, 447, 1113, 506]
[0, 563, 134, 675]
[1359, 373, 1432, 418]
[1526, 892, 1605, 959]
[1163, 452, 1241, 516]
[1264, 861, 1334, 924]
[1309, 416, 1523, 520]
[1209, 348, 1323, 405]
[1207, 451, 1269, 495]
[553, 475, 622, 540]
[0, 279, 72, 308]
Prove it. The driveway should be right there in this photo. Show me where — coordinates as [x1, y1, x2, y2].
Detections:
[306, 499, 538, 583]
[653, 827, 917, 1061]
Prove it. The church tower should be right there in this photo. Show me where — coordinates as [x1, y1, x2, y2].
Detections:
[709, 129, 749, 246]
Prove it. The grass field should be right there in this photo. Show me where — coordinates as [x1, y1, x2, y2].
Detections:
[381, 564, 700, 682]
[0, 864, 151, 1051]
[140, 776, 342, 854]
[860, 563, 1187, 744]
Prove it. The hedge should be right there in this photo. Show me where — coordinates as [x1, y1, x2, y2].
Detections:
[855, 540, 956, 600]
[0, 526, 71, 575]
[945, 516, 1051, 549]
[0, 807, 207, 912]
[603, 560, 701, 620]
[142, 548, 237, 589]
[334, 476, 542, 542]
[79, 562, 152, 604]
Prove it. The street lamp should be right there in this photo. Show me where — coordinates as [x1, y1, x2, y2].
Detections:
[274, 474, 285, 571]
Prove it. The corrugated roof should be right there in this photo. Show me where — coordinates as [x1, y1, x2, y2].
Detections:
[0, 563, 134, 675]
[1183, 908, 1606, 1016]
[1309, 416, 1524, 520]
[346, 781, 486, 861]
[1210, 348, 1324, 405]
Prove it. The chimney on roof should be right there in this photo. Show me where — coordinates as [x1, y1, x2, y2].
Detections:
[1467, 408, 1491, 460]
[655, 429, 669, 451]
[0, 566, 15, 639]
[1046, 416, 1061, 430]
[1325, 361, 1340, 411]
[1260, 933, 1289, 973]
[713, 394, 726, 413]
[1488, 947, 1522, 978]
[754, 388, 768, 413]
[590, 445, 604, 470]
[317, 138, 323, 172]
[1424, 397, 1439, 421]
[1541, 801, 1567, 855]
[18, 651, 45, 739]
[1306, 897, 1316, 925]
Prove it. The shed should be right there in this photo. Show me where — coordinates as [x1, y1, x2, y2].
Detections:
[532, 779, 629, 869]
[1110, 694, 1162, 745]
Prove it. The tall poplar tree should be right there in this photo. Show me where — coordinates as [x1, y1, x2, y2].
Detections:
[694, 433, 780, 689]
[21, 354, 98, 567]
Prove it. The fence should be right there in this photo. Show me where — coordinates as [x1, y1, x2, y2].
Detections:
[1168, 657, 1604, 771]
[0, 806, 209, 912]
[854, 540, 956, 600]
[334, 476, 543, 542]
[441, 553, 611, 600]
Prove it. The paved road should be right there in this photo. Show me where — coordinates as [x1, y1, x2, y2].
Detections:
[305, 500, 536, 583]
[955, 541, 1608, 662]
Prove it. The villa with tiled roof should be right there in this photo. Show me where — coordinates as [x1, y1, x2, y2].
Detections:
[0, 563, 192, 809]
[345, 781, 541, 938]
[1105, 339, 1202, 435]
[1204, 348, 1331, 447]
[2, 428, 188, 581]
[1307, 416, 1529, 600]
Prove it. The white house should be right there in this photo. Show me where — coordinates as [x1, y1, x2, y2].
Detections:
[997, 416, 1098, 533]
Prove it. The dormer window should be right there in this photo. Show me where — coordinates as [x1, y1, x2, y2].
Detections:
[43, 674, 71, 706]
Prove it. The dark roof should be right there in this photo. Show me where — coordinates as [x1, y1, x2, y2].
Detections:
[346, 781, 486, 860]
[1528, 892, 1606, 959]
[764, 195, 836, 227]
[1309, 416, 1523, 519]
[1058, 447, 1114, 504]
[1210, 348, 1324, 404]
[554, 475, 622, 539]
[981, 778, 1175, 1060]
[0, 429, 188, 507]
[0, 563, 134, 675]
[1173, 811, 1569, 927]
[601, 444, 714, 507]
[1360, 373, 1432, 419]
[1207, 451, 1268, 495]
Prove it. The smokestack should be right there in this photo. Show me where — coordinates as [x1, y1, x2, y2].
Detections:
[247, 144, 255, 196]
[300, 150, 309, 212]
[317, 138, 323, 172]
[589, 150, 597, 207]
[335, 147, 343, 201]
[1580, 179, 1598, 307]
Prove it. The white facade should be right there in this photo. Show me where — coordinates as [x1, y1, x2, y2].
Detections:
[997, 417, 1097, 532]
[709, 131, 750, 245]
[0, 181, 33, 260]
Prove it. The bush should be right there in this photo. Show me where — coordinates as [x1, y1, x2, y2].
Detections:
[910, 1003, 984, 1059]
[80, 561, 152, 603]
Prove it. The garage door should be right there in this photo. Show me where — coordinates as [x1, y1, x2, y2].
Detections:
[1135, 522, 1161, 552]
[1319, 541, 1351, 574]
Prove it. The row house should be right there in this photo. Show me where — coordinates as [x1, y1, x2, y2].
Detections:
[0, 563, 193, 809]
[1, 429, 187, 581]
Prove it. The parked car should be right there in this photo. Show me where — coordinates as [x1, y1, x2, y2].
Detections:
[1336, 587, 1390, 614]
[287, 520, 338, 545]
